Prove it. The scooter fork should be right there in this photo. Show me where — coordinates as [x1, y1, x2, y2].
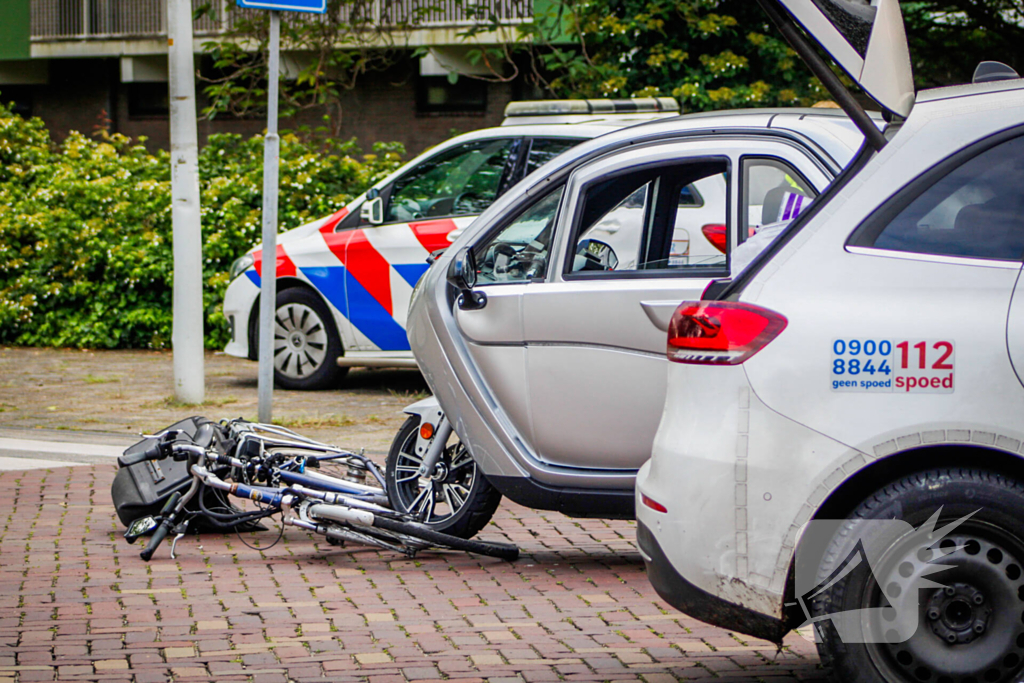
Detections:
[416, 415, 452, 478]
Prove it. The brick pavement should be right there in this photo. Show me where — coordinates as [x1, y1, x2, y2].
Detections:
[0, 464, 825, 682]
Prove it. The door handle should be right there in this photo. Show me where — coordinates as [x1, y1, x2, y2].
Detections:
[640, 300, 681, 332]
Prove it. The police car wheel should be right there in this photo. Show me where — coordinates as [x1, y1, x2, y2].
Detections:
[812, 469, 1024, 683]
[271, 288, 347, 390]
[385, 416, 502, 540]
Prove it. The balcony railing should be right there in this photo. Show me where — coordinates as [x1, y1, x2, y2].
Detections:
[30, 0, 530, 41]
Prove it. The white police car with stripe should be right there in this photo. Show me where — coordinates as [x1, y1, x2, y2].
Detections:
[222, 99, 680, 389]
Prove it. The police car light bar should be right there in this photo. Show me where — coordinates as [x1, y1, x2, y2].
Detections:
[503, 98, 680, 117]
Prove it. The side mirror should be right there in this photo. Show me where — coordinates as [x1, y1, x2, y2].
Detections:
[124, 516, 158, 544]
[574, 239, 619, 271]
[361, 194, 383, 225]
[447, 247, 486, 310]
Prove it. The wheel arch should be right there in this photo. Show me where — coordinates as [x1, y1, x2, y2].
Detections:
[246, 278, 343, 360]
[781, 443, 1024, 628]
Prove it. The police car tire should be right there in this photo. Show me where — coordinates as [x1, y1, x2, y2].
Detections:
[385, 416, 502, 540]
[272, 288, 348, 391]
[812, 469, 1024, 683]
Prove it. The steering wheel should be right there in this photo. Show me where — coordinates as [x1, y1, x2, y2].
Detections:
[396, 198, 423, 220]
[453, 192, 483, 214]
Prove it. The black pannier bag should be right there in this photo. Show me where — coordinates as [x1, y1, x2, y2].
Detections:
[110, 416, 260, 531]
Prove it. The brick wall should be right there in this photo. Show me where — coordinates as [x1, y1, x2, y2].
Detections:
[21, 56, 518, 159]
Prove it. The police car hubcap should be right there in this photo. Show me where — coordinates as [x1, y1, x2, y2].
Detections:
[274, 302, 329, 379]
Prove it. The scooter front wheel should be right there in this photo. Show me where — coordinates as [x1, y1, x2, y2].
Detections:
[385, 416, 502, 540]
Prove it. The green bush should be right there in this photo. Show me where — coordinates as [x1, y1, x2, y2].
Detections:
[0, 102, 404, 350]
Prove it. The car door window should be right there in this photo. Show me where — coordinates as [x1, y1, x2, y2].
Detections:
[852, 135, 1024, 261]
[742, 157, 817, 241]
[567, 160, 731, 276]
[475, 186, 564, 284]
[525, 138, 582, 176]
[386, 139, 516, 223]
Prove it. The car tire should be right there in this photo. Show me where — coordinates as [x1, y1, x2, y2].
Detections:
[385, 416, 502, 539]
[812, 468, 1024, 683]
[271, 287, 347, 390]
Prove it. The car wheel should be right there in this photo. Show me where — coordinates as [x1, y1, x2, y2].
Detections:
[272, 288, 347, 390]
[385, 416, 502, 539]
[812, 468, 1024, 683]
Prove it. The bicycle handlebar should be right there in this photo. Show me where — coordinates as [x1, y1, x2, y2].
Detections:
[118, 441, 164, 467]
[139, 491, 181, 562]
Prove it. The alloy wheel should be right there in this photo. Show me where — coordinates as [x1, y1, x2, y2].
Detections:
[274, 302, 329, 380]
[391, 439, 477, 524]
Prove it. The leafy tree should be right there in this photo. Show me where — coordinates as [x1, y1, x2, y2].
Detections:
[200, 0, 432, 129]
[504, 0, 830, 109]
[902, 1, 1024, 88]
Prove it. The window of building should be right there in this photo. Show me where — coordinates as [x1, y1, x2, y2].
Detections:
[416, 75, 487, 116]
[128, 82, 169, 119]
[1, 86, 33, 118]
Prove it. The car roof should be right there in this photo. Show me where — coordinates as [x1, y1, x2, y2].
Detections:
[371, 107, 869, 197]
[915, 77, 1024, 105]
[535, 107, 873, 176]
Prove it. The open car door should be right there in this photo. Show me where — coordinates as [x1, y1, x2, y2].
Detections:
[767, 0, 915, 118]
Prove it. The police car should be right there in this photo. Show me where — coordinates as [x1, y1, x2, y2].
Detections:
[636, 2, 1024, 682]
[222, 98, 679, 389]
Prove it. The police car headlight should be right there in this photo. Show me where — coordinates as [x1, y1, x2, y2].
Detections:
[229, 253, 255, 281]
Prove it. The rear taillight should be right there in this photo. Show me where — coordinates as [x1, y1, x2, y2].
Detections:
[667, 301, 787, 365]
[701, 224, 728, 253]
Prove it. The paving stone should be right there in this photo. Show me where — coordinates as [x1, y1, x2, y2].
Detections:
[0, 462, 828, 683]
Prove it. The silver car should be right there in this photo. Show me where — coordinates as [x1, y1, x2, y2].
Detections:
[386, 108, 873, 538]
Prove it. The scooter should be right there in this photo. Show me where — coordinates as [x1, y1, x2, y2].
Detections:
[384, 397, 502, 540]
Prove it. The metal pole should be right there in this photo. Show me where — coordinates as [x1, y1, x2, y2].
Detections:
[168, 0, 205, 404]
[257, 11, 281, 423]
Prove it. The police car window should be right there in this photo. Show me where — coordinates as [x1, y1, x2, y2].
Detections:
[742, 158, 816, 244]
[858, 135, 1024, 261]
[386, 139, 515, 223]
[476, 186, 564, 284]
[525, 138, 581, 176]
[568, 160, 730, 276]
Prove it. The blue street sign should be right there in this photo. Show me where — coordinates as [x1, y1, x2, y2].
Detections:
[237, 0, 326, 12]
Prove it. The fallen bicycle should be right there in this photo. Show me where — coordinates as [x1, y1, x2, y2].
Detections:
[110, 417, 519, 562]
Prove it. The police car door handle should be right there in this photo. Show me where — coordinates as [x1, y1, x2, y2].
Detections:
[640, 301, 682, 332]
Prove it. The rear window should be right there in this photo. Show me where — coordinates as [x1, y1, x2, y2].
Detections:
[850, 134, 1024, 262]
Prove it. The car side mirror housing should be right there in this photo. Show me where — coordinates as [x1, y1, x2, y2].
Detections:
[361, 195, 383, 225]
[574, 238, 619, 272]
[447, 247, 487, 310]
[124, 516, 158, 544]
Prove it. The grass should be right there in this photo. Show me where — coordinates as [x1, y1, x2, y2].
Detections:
[275, 413, 357, 429]
[0, 403, 16, 413]
[144, 395, 240, 409]
[386, 388, 430, 402]
[84, 374, 119, 384]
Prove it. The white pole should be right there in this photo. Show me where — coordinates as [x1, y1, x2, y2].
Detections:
[168, 0, 205, 404]
[257, 11, 281, 423]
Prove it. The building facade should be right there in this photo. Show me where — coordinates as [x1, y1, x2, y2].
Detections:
[0, 0, 541, 155]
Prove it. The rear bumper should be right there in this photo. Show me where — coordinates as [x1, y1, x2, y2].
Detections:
[636, 520, 788, 644]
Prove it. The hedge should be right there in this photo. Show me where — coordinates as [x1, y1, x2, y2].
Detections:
[0, 102, 404, 350]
